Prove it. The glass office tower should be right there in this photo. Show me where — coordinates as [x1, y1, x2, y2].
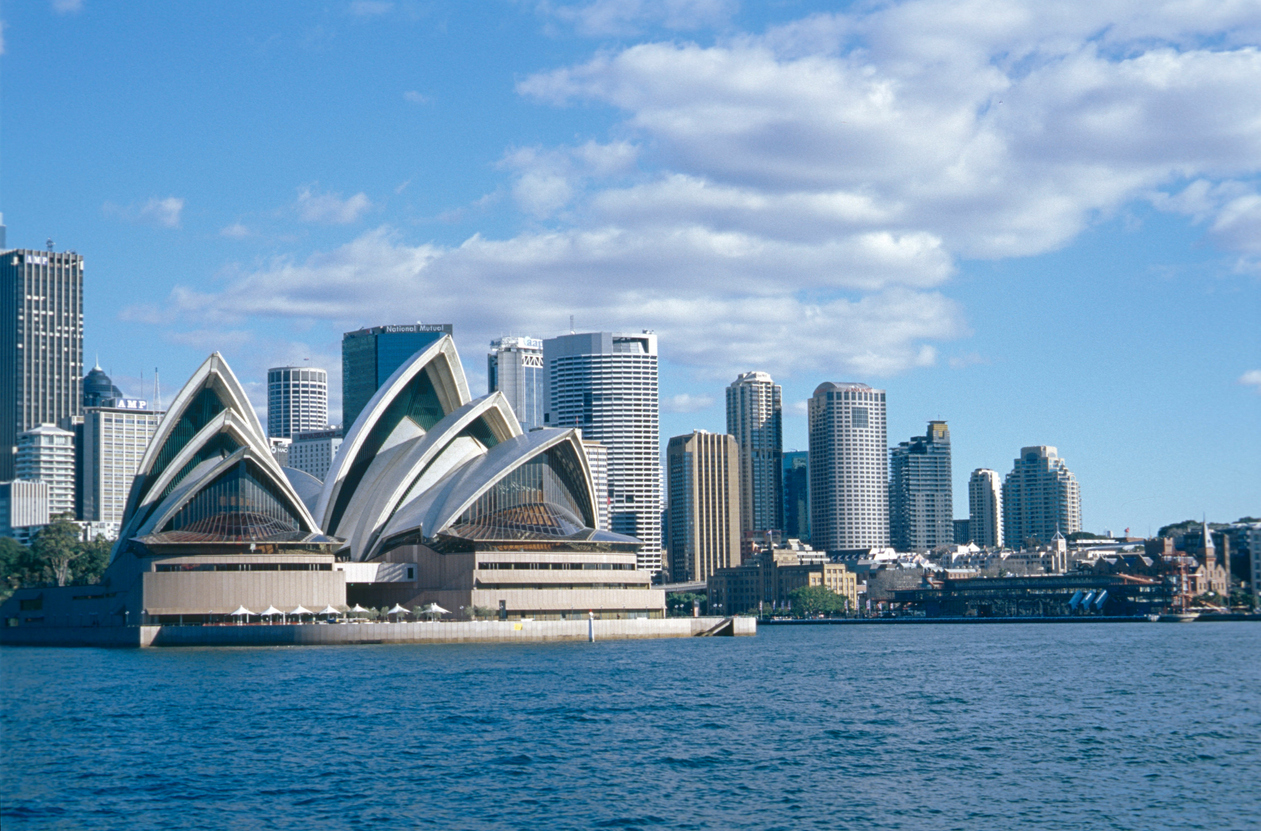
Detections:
[341, 324, 452, 430]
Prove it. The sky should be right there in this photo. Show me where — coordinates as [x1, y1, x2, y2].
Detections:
[2, 0, 1258, 536]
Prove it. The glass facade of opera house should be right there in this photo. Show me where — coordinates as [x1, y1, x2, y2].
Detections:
[1, 337, 664, 631]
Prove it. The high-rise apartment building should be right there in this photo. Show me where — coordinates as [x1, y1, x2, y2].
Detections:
[342, 324, 452, 430]
[889, 420, 953, 552]
[488, 337, 544, 432]
[726, 372, 783, 546]
[267, 365, 329, 439]
[0, 479, 50, 544]
[288, 428, 344, 482]
[1, 247, 84, 480]
[544, 331, 662, 573]
[1002, 446, 1081, 547]
[582, 439, 610, 531]
[968, 468, 1004, 548]
[808, 382, 888, 551]
[83, 401, 163, 530]
[16, 424, 76, 519]
[666, 431, 740, 583]
[783, 450, 809, 541]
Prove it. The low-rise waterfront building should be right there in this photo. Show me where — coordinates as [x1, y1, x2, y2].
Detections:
[708, 545, 856, 615]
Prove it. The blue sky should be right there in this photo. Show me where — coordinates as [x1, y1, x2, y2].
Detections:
[2, 0, 1258, 536]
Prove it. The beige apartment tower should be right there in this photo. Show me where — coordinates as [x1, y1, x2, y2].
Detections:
[666, 431, 741, 583]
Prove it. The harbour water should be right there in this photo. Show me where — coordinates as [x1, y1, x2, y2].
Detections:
[3, 623, 1259, 830]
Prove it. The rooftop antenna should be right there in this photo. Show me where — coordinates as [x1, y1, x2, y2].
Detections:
[154, 368, 161, 411]
[46, 238, 54, 252]
[569, 314, 575, 334]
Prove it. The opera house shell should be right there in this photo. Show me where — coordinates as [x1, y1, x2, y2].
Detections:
[2, 337, 663, 631]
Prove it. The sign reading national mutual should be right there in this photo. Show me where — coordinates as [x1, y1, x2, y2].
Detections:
[383, 324, 451, 334]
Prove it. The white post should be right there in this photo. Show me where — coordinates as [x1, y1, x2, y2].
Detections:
[588, 610, 595, 642]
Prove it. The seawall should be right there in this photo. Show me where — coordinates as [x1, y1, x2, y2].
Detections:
[0, 616, 755, 648]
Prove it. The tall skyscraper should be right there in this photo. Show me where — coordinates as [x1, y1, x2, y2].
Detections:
[267, 365, 329, 439]
[726, 371, 783, 547]
[1002, 446, 1081, 547]
[488, 336, 544, 432]
[16, 424, 76, 519]
[783, 450, 809, 541]
[2, 247, 84, 480]
[808, 382, 888, 551]
[83, 400, 163, 530]
[968, 468, 1004, 548]
[544, 331, 662, 573]
[341, 323, 452, 430]
[888, 420, 953, 552]
[666, 431, 740, 583]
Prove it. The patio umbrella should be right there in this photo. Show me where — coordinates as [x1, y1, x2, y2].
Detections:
[230, 605, 254, 625]
[260, 605, 283, 617]
[386, 603, 411, 618]
[419, 602, 449, 621]
[290, 605, 313, 623]
[348, 604, 370, 621]
[318, 604, 343, 620]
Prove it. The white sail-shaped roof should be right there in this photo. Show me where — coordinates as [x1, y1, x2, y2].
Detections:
[333, 393, 523, 560]
[113, 353, 321, 557]
[368, 428, 601, 560]
[317, 336, 470, 536]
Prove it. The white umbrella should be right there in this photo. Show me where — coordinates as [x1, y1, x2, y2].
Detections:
[318, 605, 342, 617]
[386, 603, 410, 617]
[419, 602, 449, 620]
[349, 604, 369, 614]
[230, 605, 254, 626]
[290, 605, 313, 617]
[260, 605, 283, 617]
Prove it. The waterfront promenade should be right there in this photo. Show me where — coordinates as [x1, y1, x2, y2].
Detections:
[0, 615, 754, 647]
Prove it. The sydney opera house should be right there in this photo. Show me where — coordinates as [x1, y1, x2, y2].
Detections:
[2, 336, 665, 631]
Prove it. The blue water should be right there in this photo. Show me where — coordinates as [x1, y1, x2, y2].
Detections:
[3, 623, 1259, 830]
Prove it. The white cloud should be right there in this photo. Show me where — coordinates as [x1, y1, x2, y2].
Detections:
[348, 1, 392, 16]
[1240, 370, 1261, 393]
[295, 186, 372, 224]
[403, 90, 429, 104]
[520, 6, 1261, 260]
[52, 0, 83, 14]
[155, 1, 1261, 384]
[220, 221, 253, 239]
[104, 196, 184, 229]
[543, 0, 736, 36]
[662, 393, 715, 413]
[157, 227, 964, 379]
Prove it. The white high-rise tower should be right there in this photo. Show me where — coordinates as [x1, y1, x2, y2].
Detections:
[808, 382, 888, 551]
[267, 366, 329, 439]
[726, 371, 782, 548]
[488, 337, 544, 432]
[544, 332, 661, 574]
[1002, 446, 1081, 547]
[968, 468, 1003, 548]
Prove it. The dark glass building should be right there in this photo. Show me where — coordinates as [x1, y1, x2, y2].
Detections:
[341, 324, 452, 431]
[1, 247, 84, 479]
[783, 450, 809, 541]
[889, 421, 953, 552]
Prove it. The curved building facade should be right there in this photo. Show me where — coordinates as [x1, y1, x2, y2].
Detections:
[321, 336, 663, 619]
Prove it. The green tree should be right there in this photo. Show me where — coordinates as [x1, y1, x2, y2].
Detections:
[0, 537, 32, 597]
[30, 517, 86, 587]
[73, 536, 112, 585]
[788, 585, 847, 618]
[666, 592, 707, 617]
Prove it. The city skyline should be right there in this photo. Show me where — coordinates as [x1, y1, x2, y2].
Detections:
[2, 2, 1258, 536]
